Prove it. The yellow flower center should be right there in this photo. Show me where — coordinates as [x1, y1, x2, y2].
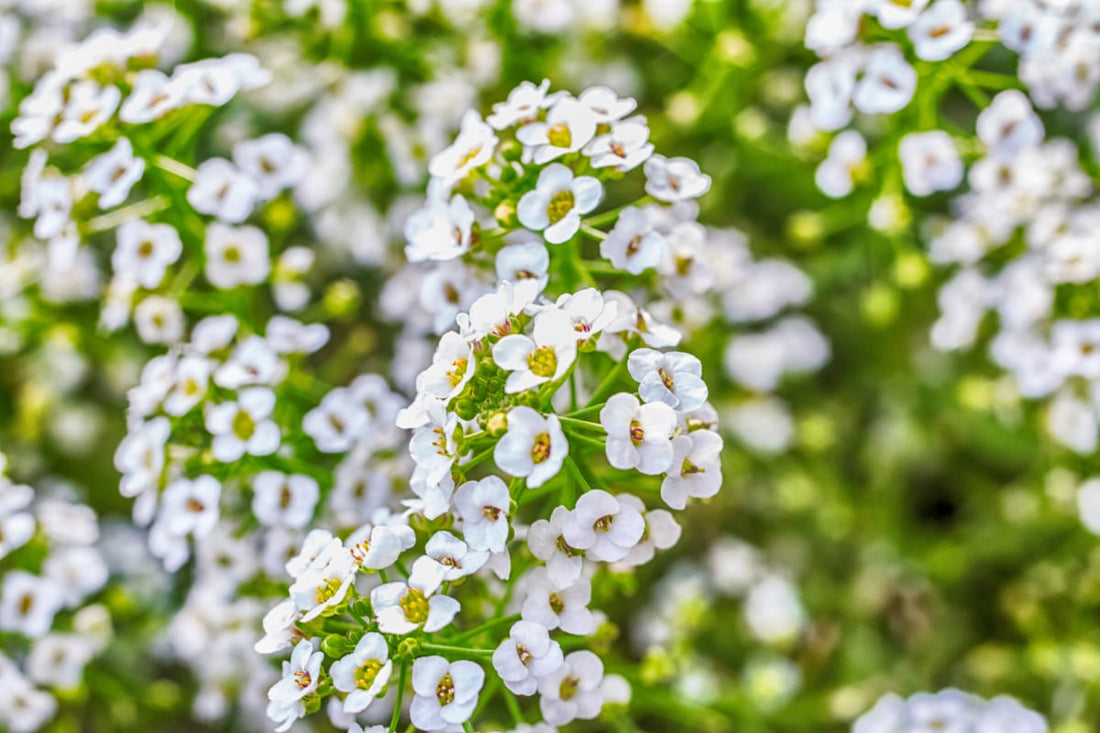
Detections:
[232, 409, 256, 441]
[448, 358, 469, 388]
[315, 576, 343, 604]
[559, 675, 580, 701]
[546, 190, 575, 225]
[528, 346, 558, 378]
[659, 367, 675, 390]
[547, 122, 572, 148]
[436, 673, 455, 705]
[629, 419, 645, 446]
[400, 588, 430, 624]
[531, 431, 552, 463]
[354, 659, 384, 691]
[293, 670, 312, 689]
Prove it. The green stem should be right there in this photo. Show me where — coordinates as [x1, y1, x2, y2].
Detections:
[579, 225, 607, 241]
[419, 643, 494, 659]
[448, 613, 521, 644]
[557, 415, 605, 433]
[503, 686, 526, 725]
[564, 403, 605, 419]
[584, 197, 653, 229]
[84, 196, 170, 234]
[564, 431, 607, 452]
[154, 155, 198, 182]
[460, 444, 497, 474]
[563, 455, 593, 495]
[389, 662, 408, 733]
[585, 344, 637, 407]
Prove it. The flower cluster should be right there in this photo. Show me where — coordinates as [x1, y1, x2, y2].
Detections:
[0, 456, 110, 733]
[853, 688, 1047, 733]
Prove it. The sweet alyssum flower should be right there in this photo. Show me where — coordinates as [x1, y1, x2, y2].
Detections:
[84, 137, 145, 209]
[520, 569, 596, 635]
[159, 476, 222, 539]
[371, 557, 459, 634]
[424, 531, 489, 581]
[111, 219, 183, 290]
[627, 348, 708, 411]
[492, 620, 564, 696]
[453, 475, 511, 553]
[516, 97, 597, 164]
[600, 392, 678, 475]
[537, 650, 605, 726]
[266, 639, 323, 733]
[204, 387, 281, 462]
[329, 632, 393, 714]
[493, 308, 578, 393]
[204, 223, 270, 289]
[661, 429, 724, 510]
[527, 505, 585, 588]
[493, 407, 568, 488]
[561, 489, 645, 563]
[643, 154, 712, 202]
[251, 471, 320, 529]
[410, 656, 485, 731]
[601, 206, 668, 274]
[404, 194, 477, 263]
[516, 163, 602, 244]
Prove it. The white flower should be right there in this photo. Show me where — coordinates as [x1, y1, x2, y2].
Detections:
[454, 475, 511, 553]
[493, 308, 578, 392]
[289, 545, 357, 621]
[371, 557, 459, 634]
[425, 530, 489, 581]
[493, 620, 564, 696]
[516, 163, 602, 244]
[517, 97, 598, 164]
[330, 632, 393, 714]
[496, 239, 550, 292]
[214, 334, 283, 388]
[134, 295, 184, 344]
[583, 117, 654, 171]
[538, 650, 605, 726]
[615, 494, 681, 566]
[909, 0, 973, 61]
[429, 110, 498, 184]
[53, 81, 120, 144]
[405, 194, 477, 263]
[303, 388, 370, 453]
[266, 639, 323, 732]
[188, 159, 260, 223]
[346, 520, 412, 571]
[0, 572, 65, 638]
[977, 90, 1044, 161]
[204, 387, 281, 462]
[457, 279, 542, 341]
[899, 131, 963, 196]
[85, 137, 145, 209]
[601, 206, 668, 274]
[44, 545, 108, 607]
[255, 599, 301, 655]
[487, 79, 555, 129]
[233, 133, 309, 200]
[874, 0, 930, 29]
[644, 154, 711, 202]
[252, 472, 320, 529]
[853, 45, 917, 115]
[815, 130, 867, 199]
[120, 69, 182, 124]
[562, 489, 645, 563]
[520, 568, 596, 634]
[160, 475, 221, 538]
[600, 393, 677, 475]
[528, 505, 585, 587]
[494, 407, 568, 488]
[115, 416, 169, 499]
[628, 348, 707, 411]
[204, 223, 270, 289]
[410, 656, 485, 731]
[0, 510, 33, 561]
[416, 332, 476, 403]
[27, 634, 96, 690]
[112, 220, 182, 289]
[661, 429, 723, 509]
[744, 575, 806, 644]
[555, 288, 619, 344]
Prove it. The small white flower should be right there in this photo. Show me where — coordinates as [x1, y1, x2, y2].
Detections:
[899, 130, 963, 197]
[85, 137, 145, 209]
[583, 117, 653, 171]
[457, 279, 542, 342]
[555, 288, 619, 345]
[644, 154, 711, 202]
[816, 130, 867, 199]
[528, 505, 585, 587]
[214, 335, 283, 388]
[416, 331, 476, 403]
[188, 159, 260, 223]
[601, 206, 668, 274]
[112, 220, 182, 289]
[204, 223, 270, 289]
[53, 81, 120, 144]
[517, 97, 598, 164]
[487, 79, 556, 129]
[0, 572, 65, 638]
[520, 568, 596, 634]
[410, 656, 485, 731]
[516, 163, 602, 244]
[744, 575, 806, 644]
[330, 632, 393, 714]
[371, 557, 459, 634]
[289, 545, 357, 621]
[977, 90, 1044, 161]
[853, 45, 917, 115]
[453, 475, 511, 553]
[909, 0, 973, 61]
[628, 348, 707, 411]
[538, 650, 605, 726]
[160, 475, 221, 538]
[661, 429, 723, 510]
[562, 489, 645, 563]
[496, 239, 550, 292]
[875, 0, 930, 29]
[120, 69, 182, 124]
[266, 639, 323, 732]
[425, 530, 489, 581]
[233, 133, 310, 200]
[494, 407, 568, 488]
[405, 194, 477, 263]
[493, 620, 564, 696]
[252, 472, 320, 529]
[303, 388, 370, 453]
[615, 494, 681, 566]
[134, 296, 184, 345]
[345, 521, 411, 571]
[114, 416, 169, 499]
[204, 387, 281, 462]
[600, 393, 678, 475]
[493, 308, 578, 393]
[255, 599, 301, 655]
[429, 110, 498, 184]
[27, 634, 96, 690]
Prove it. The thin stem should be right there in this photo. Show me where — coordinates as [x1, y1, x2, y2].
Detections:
[460, 444, 497, 474]
[503, 686, 526, 725]
[564, 403, 605, 419]
[84, 196, 170, 233]
[563, 455, 593, 495]
[557, 415, 605, 433]
[389, 662, 408, 733]
[154, 155, 198, 182]
[449, 613, 522, 644]
[419, 643, 494, 659]
[579, 225, 607, 241]
[584, 197, 653, 228]
[564, 431, 606, 452]
[585, 344, 636, 407]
